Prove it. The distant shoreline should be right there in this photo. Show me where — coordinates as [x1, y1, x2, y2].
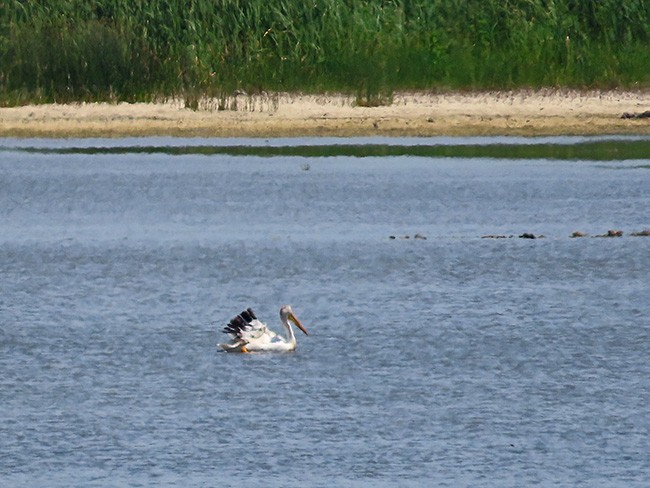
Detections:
[1, 90, 649, 138]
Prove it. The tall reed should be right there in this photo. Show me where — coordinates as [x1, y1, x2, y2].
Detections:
[1, 0, 648, 105]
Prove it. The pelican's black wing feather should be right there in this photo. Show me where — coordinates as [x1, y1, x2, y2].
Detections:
[223, 308, 260, 338]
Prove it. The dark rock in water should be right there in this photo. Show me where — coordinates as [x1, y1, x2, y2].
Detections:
[621, 110, 650, 119]
[389, 234, 427, 240]
[570, 231, 588, 238]
[595, 229, 623, 237]
[630, 229, 650, 237]
[519, 233, 536, 239]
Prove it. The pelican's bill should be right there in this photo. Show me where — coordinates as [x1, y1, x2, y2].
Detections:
[289, 312, 308, 336]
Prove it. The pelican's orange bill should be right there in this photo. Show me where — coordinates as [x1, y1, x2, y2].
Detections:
[289, 313, 309, 335]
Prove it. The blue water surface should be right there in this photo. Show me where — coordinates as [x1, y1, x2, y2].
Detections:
[1, 137, 649, 487]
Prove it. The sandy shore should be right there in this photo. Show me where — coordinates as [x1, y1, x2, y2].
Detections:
[1, 90, 649, 138]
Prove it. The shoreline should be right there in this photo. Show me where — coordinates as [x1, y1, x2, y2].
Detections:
[1, 90, 649, 138]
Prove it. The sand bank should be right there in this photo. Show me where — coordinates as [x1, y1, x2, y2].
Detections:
[1, 90, 649, 138]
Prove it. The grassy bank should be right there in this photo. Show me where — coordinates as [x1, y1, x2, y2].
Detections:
[1, 1, 649, 106]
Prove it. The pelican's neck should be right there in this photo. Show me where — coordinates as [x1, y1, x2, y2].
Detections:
[281, 315, 297, 346]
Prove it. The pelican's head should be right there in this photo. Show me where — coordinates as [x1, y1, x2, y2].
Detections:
[280, 304, 309, 335]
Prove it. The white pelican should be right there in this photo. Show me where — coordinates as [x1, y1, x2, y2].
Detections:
[218, 305, 308, 353]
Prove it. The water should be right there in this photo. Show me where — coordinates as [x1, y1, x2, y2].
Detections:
[1, 137, 649, 487]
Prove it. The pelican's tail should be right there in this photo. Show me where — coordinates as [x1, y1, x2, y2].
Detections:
[217, 339, 247, 352]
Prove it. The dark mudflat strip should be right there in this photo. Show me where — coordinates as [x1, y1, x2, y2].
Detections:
[6, 138, 650, 161]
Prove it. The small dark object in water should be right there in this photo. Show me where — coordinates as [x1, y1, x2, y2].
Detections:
[621, 110, 650, 119]
[630, 229, 650, 237]
[595, 229, 623, 237]
[519, 233, 536, 239]
[389, 235, 396, 240]
[414, 233, 427, 240]
[570, 231, 588, 238]
[481, 234, 510, 239]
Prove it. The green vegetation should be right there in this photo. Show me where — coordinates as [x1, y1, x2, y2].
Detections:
[1, 0, 649, 106]
[12, 138, 650, 161]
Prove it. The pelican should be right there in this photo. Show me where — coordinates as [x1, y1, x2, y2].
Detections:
[218, 305, 308, 353]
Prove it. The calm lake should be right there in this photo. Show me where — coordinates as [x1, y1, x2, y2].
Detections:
[1, 136, 649, 487]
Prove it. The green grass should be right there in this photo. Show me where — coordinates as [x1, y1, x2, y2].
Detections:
[1, 0, 649, 106]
